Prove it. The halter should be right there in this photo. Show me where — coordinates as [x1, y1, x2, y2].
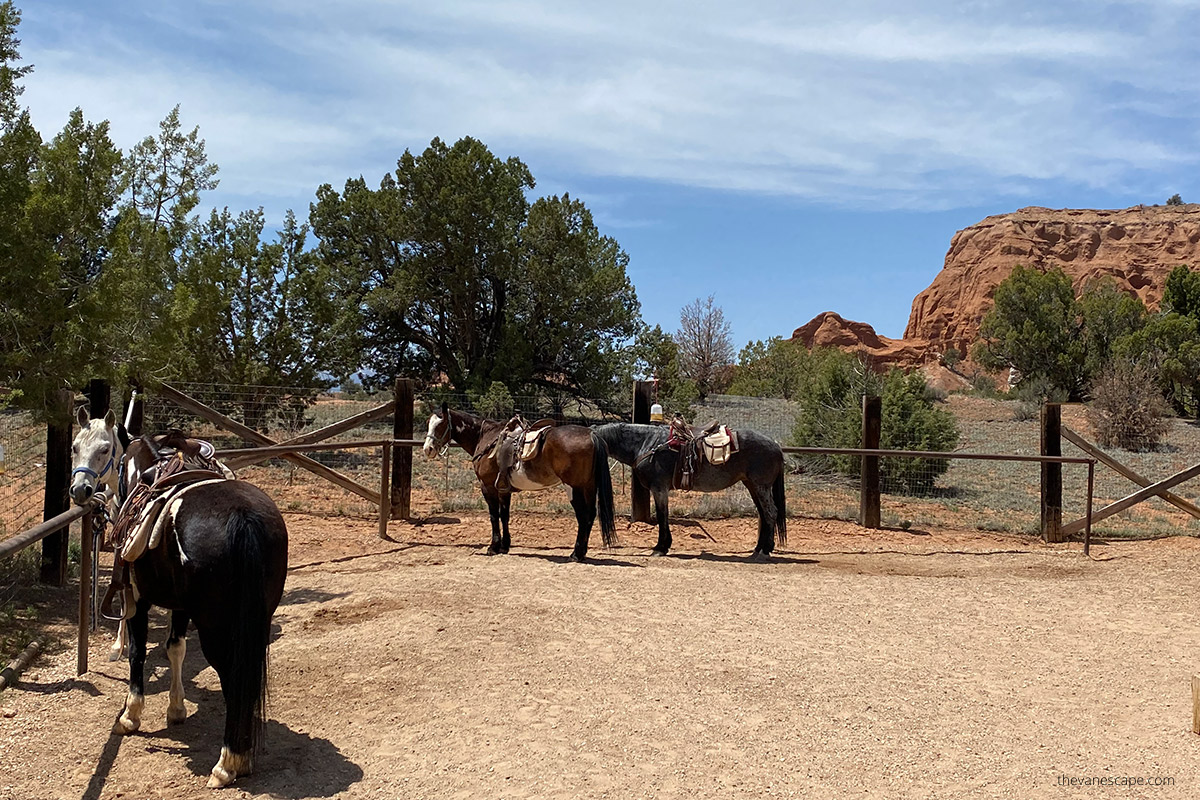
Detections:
[72, 429, 119, 484]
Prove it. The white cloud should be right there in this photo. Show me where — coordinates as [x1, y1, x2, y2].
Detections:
[18, 0, 1200, 217]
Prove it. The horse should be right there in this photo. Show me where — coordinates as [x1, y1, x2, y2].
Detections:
[422, 403, 617, 562]
[70, 407, 134, 661]
[592, 422, 787, 559]
[70, 424, 288, 789]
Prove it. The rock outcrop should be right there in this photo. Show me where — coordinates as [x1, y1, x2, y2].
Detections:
[904, 204, 1200, 355]
[789, 311, 932, 367]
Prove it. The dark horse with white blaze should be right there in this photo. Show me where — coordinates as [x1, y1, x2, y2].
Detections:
[592, 423, 787, 559]
[70, 418, 288, 789]
[422, 404, 617, 562]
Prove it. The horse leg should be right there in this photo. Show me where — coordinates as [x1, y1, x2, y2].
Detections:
[113, 599, 150, 735]
[745, 480, 777, 560]
[197, 624, 254, 788]
[109, 617, 128, 662]
[568, 486, 595, 563]
[484, 491, 504, 555]
[499, 492, 512, 554]
[651, 488, 672, 556]
[166, 611, 190, 725]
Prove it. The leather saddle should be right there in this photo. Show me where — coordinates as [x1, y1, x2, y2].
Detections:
[101, 435, 233, 620]
[668, 415, 739, 490]
[493, 415, 556, 491]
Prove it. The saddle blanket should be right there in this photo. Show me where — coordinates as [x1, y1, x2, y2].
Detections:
[119, 478, 227, 562]
[518, 425, 553, 461]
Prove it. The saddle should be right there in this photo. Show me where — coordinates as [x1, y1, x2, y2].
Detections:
[100, 436, 233, 621]
[492, 415, 556, 492]
[668, 414, 739, 491]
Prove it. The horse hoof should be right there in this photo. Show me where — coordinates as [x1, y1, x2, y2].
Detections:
[568, 553, 587, 563]
[107, 649, 122, 662]
[486, 546, 503, 556]
[208, 747, 251, 788]
[650, 549, 669, 557]
[167, 706, 188, 725]
[113, 714, 140, 735]
[748, 551, 772, 562]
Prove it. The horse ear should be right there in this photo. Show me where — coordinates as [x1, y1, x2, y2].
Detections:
[76, 405, 89, 427]
[104, 408, 117, 429]
[116, 424, 131, 449]
[440, 401, 449, 418]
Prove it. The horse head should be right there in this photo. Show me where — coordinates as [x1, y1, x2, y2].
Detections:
[422, 402, 453, 459]
[70, 407, 129, 506]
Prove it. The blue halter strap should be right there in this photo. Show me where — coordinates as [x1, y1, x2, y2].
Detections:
[71, 432, 117, 483]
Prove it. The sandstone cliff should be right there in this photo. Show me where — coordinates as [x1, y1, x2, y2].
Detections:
[904, 204, 1200, 355]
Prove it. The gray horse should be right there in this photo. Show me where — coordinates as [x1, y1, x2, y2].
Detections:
[592, 423, 786, 559]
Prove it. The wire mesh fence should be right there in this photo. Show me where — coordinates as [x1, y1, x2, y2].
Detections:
[31, 382, 1199, 539]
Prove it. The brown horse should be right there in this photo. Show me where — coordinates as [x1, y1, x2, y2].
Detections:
[422, 403, 617, 561]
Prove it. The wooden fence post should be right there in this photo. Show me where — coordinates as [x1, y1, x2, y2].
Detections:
[391, 378, 413, 520]
[630, 380, 655, 523]
[86, 380, 109, 633]
[1041, 403, 1063, 542]
[40, 388, 74, 586]
[87, 379, 110, 419]
[860, 395, 881, 529]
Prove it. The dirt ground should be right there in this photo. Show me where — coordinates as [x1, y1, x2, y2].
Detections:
[3, 508, 1200, 799]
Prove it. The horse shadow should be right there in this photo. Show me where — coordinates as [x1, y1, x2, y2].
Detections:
[654, 551, 820, 565]
[84, 639, 363, 799]
[500, 550, 644, 568]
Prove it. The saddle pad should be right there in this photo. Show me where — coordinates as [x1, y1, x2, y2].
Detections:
[119, 479, 227, 562]
[518, 426, 553, 461]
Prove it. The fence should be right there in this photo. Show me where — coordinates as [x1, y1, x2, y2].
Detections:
[9, 378, 1200, 676]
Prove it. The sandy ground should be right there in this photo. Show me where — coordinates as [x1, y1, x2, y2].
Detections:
[2, 509, 1200, 799]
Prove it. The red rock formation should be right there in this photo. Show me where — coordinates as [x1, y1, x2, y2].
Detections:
[905, 204, 1200, 355]
[789, 311, 933, 368]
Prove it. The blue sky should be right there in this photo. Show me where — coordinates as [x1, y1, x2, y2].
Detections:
[19, 1, 1200, 346]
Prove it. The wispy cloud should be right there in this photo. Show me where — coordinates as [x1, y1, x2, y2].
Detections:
[19, 0, 1200, 217]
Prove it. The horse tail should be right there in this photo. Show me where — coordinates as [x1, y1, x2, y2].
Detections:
[226, 508, 273, 755]
[773, 468, 787, 547]
[591, 433, 618, 548]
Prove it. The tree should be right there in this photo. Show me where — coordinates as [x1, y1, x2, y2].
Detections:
[311, 136, 533, 390]
[973, 265, 1086, 399]
[311, 137, 641, 403]
[631, 324, 697, 416]
[1167, 193, 1184, 206]
[96, 106, 222, 386]
[500, 193, 641, 405]
[676, 295, 734, 401]
[167, 208, 346, 429]
[1077, 278, 1147, 381]
[727, 336, 806, 399]
[0, 101, 123, 415]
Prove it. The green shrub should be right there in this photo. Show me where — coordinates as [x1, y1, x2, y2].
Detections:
[791, 358, 960, 495]
[475, 381, 515, 420]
